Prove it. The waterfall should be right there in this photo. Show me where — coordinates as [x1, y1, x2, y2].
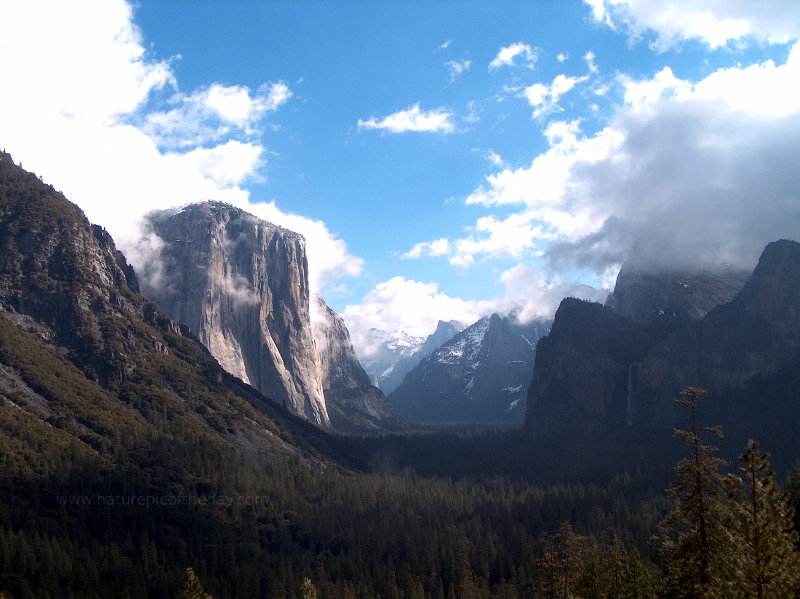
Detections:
[626, 363, 638, 426]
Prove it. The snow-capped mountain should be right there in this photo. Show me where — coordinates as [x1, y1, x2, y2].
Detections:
[388, 314, 551, 424]
[360, 320, 464, 394]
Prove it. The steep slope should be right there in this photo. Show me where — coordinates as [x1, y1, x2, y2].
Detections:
[700, 239, 800, 390]
[140, 202, 329, 426]
[389, 314, 550, 424]
[313, 296, 403, 432]
[0, 151, 343, 463]
[526, 244, 800, 441]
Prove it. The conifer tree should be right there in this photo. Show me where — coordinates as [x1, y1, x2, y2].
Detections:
[179, 567, 213, 599]
[558, 521, 584, 598]
[785, 459, 800, 533]
[726, 440, 800, 599]
[301, 577, 318, 599]
[659, 387, 730, 599]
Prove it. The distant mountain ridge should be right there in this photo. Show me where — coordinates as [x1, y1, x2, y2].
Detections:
[361, 320, 464, 394]
[389, 313, 550, 424]
[525, 242, 800, 442]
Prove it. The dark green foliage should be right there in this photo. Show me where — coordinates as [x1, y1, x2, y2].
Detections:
[725, 440, 800, 598]
[180, 568, 214, 599]
[659, 388, 731, 599]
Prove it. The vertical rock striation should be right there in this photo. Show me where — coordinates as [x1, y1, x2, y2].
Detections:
[140, 202, 329, 426]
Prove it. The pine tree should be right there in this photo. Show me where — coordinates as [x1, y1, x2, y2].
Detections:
[659, 387, 730, 599]
[726, 440, 800, 599]
[300, 577, 318, 599]
[785, 459, 800, 534]
[558, 521, 584, 598]
[179, 567, 213, 599]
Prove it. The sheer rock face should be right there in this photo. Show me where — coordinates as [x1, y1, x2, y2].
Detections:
[313, 296, 403, 432]
[526, 240, 800, 438]
[700, 240, 800, 390]
[140, 202, 329, 426]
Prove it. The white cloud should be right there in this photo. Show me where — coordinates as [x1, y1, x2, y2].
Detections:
[342, 277, 487, 355]
[489, 42, 538, 70]
[357, 104, 456, 133]
[584, 50, 598, 73]
[586, 0, 800, 50]
[557, 52, 569, 62]
[523, 74, 590, 118]
[0, 0, 360, 299]
[343, 269, 608, 351]
[486, 150, 507, 168]
[143, 81, 291, 149]
[411, 42, 800, 276]
[445, 59, 471, 82]
[403, 238, 451, 260]
[498, 264, 609, 323]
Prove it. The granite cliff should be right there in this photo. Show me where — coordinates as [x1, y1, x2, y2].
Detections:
[525, 242, 799, 439]
[140, 202, 330, 425]
[0, 151, 343, 463]
[140, 201, 395, 431]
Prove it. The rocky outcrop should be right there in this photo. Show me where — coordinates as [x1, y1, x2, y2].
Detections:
[390, 314, 550, 424]
[140, 202, 329, 426]
[526, 242, 800, 438]
[0, 151, 156, 385]
[313, 296, 403, 432]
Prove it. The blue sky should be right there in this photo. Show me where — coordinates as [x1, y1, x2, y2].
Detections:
[2, 1, 800, 356]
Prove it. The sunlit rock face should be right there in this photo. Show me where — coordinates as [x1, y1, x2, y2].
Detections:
[140, 201, 329, 426]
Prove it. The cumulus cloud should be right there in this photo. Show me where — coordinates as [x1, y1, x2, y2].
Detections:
[143, 81, 291, 149]
[405, 42, 800, 277]
[357, 104, 456, 134]
[342, 277, 487, 357]
[0, 0, 360, 297]
[585, 0, 800, 50]
[489, 42, 539, 70]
